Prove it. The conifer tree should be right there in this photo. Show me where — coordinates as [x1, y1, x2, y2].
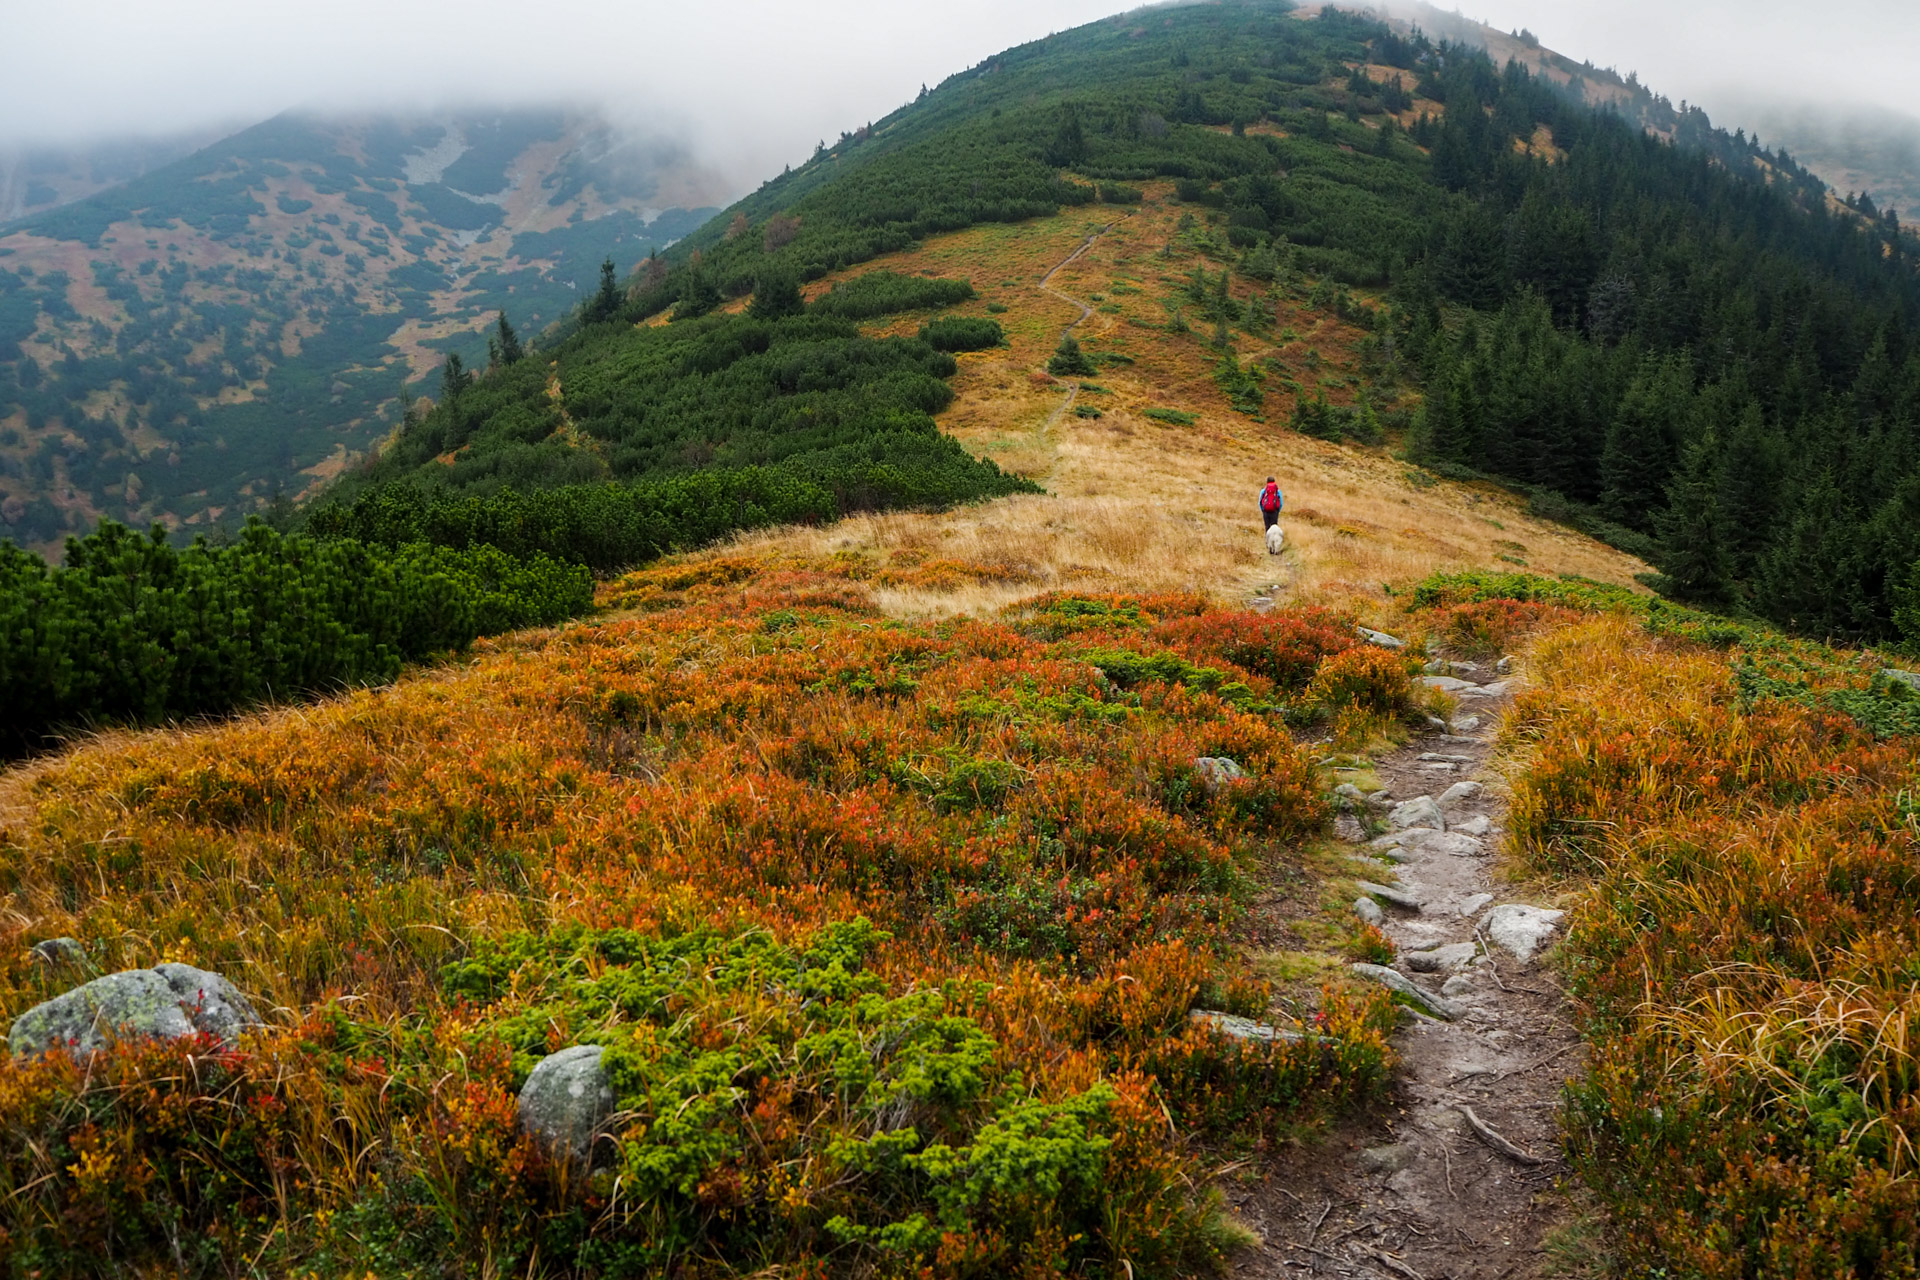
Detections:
[1600, 354, 1691, 530]
[588, 258, 622, 324]
[440, 352, 471, 405]
[1654, 427, 1730, 603]
[1047, 335, 1096, 377]
[488, 311, 523, 368]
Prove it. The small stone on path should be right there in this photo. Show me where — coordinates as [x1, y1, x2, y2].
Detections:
[1387, 795, 1446, 832]
[1355, 897, 1385, 926]
[1458, 893, 1494, 918]
[1453, 814, 1492, 838]
[1361, 1143, 1415, 1174]
[1356, 880, 1424, 912]
[1482, 904, 1566, 963]
[1421, 675, 1476, 693]
[1439, 780, 1484, 808]
[1405, 942, 1478, 973]
[1351, 963, 1463, 1021]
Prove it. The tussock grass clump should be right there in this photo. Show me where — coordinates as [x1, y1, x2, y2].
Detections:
[1502, 612, 1920, 1278]
[0, 566, 1400, 1275]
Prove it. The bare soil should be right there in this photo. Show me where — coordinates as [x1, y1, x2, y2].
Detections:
[1234, 665, 1587, 1280]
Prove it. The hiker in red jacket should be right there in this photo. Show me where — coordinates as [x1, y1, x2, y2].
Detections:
[1258, 476, 1283, 553]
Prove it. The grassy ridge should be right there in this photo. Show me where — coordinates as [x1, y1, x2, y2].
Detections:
[0, 564, 1434, 1275]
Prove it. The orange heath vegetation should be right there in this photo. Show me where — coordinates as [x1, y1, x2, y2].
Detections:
[0, 563, 1404, 1275]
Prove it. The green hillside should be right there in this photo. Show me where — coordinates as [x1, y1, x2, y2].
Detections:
[342, 1, 1920, 644]
[0, 110, 726, 551]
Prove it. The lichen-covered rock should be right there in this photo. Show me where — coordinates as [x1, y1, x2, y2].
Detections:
[518, 1044, 617, 1166]
[9, 971, 193, 1057]
[155, 963, 261, 1044]
[1191, 757, 1247, 790]
[1189, 1009, 1310, 1043]
[7, 964, 261, 1058]
[28, 937, 88, 968]
[1351, 963, 1462, 1021]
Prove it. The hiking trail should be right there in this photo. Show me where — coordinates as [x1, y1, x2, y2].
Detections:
[1234, 658, 1586, 1279]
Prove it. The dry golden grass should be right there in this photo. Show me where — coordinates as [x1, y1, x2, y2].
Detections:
[668, 192, 1650, 621]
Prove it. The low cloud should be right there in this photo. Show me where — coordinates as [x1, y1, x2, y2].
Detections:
[0, 0, 1120, 188]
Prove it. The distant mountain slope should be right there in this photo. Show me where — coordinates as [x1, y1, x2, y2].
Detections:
[1720, 98, 1920, 221]
[1374, 1, 1920, 221]
[0, 110, 729, 551]
[0, 129, 224, 223]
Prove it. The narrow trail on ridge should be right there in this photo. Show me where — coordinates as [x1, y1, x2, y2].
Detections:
[1034, 214, 1132, 434]
[1233, 660, 1588, 1280]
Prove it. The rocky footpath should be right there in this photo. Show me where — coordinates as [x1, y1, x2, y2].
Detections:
[1235, 658, 1586, 1280]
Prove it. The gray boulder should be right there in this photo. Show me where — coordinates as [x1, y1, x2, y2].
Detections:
[1387, 796, 1446, 832]
[1421, 675, 1476, 694]
[1405, 942, 1478, 974]
[7, 960, 266, 1057]
[1356, 880, 1424, 912]
[29, 937, 88, 969]
[1189, 1009, 1311, 1043]
[1192, 757, 1248, 790]
[154, 964, 261, 1044]
[1880, 668, 1919, 691]
[1482, 904, 1566, 964]
[1438, 780, 1484, 808]
[1354, 896, 1385, 926]
[1358, 627, 1406, 650]
[518, 1045, 618, 1167]
[1453, 814, 1493, 838]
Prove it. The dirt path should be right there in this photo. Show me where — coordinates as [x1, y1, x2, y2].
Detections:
[1234, 657, 1586, 1279]
[1033, 216, 1129, 434]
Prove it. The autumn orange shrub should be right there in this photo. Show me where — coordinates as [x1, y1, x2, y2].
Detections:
[1305, 645, 1419, 719]
[1426, 597, 1581, 658]
[0, 571, 1392, 1275]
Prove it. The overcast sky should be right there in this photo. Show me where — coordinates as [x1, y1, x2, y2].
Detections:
[3, 0, 1916, 187]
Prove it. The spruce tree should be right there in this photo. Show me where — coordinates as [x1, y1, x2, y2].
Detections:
[488, 311, 523, 368]
[1599, 354, 1691, 531]
[1654, 428, 1730, 603]
[588, 258, 622, 323]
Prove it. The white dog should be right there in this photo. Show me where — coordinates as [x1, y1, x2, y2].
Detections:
[1265, 523, 1285, 555]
